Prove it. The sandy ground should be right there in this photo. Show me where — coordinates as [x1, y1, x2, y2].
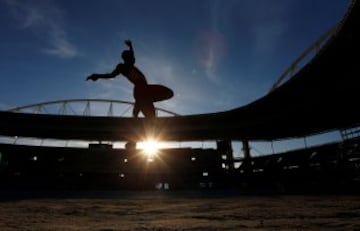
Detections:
[0, 191, 360, 231]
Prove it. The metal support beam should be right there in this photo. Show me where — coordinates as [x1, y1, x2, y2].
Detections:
[242, 140, 251, 160]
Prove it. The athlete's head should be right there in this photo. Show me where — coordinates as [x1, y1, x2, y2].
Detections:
[122, 50, 135, 64]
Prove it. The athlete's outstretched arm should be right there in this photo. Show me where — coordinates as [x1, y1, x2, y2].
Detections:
[86, 64, 123, 81]
[86, 40, 132, 81]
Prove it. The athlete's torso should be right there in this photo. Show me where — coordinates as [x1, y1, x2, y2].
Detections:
[118, 64, 147, 86]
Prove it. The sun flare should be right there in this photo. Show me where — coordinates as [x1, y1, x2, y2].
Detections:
[139, 139, 160, 160]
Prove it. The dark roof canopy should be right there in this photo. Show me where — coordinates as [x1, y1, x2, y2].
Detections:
[0, 0, 359, 142]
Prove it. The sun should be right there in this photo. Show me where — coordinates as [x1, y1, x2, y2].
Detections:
[139, 139, 160, 161]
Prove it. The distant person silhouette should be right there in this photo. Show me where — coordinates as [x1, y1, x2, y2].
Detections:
[86, 40, 173, 118]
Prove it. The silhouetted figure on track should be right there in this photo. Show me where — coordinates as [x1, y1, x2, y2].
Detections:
[86, 40, 173, 118]
[86, 40, 173, 150]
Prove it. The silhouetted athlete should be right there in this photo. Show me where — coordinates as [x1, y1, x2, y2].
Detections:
[86, 40, 173, 118]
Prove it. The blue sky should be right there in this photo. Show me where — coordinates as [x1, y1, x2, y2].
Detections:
[0, 0, 350, 116]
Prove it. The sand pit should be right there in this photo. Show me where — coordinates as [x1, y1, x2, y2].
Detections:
[1, 192, 360, 230]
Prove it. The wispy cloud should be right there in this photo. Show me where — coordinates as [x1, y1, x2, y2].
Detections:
[43, 33, 77, 58]
[191, 0, 228, 82]
[4, 0, 77, 58]
[193, 31, 226, 83]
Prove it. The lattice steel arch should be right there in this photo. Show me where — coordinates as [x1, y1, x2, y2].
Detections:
[269, 25, 338, 93]
[8, 99, 179, 117]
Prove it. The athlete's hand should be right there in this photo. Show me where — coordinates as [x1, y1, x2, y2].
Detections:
[86, 74, 99, 81]
[125, 40, 132, 47]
